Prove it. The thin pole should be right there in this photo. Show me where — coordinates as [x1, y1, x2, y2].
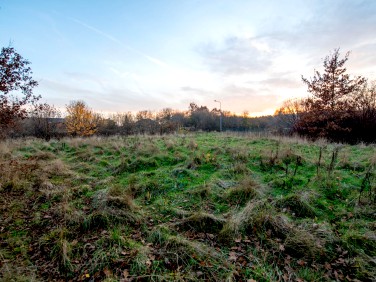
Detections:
[214, 100, 222, 132]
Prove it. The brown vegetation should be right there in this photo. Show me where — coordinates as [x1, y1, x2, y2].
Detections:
[276, 48, 376, 143]
[0, 46, 39, 138]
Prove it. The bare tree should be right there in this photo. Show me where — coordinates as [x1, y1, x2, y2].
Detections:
[29, 102, 61, 140]
[157, 108, 177, 134]
[274, 98, 306, 134]
[0, 46, 40, 138]
[351, 81, 376, 142]
[116, 112, 135, 135]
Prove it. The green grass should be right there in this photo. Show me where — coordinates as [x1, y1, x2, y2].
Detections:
[0, 133, 375, 281]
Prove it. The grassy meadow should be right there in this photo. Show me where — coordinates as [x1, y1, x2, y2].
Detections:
[0, 133, 375, 281]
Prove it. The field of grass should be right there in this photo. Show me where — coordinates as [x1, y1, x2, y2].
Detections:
[0, 133, 375, 281]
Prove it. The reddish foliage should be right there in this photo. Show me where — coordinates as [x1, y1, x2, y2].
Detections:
[0, 46, 39, 137]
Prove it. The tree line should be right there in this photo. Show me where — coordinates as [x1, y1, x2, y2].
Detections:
[1, 46, 376, 143]
[11, 100, 279, 140]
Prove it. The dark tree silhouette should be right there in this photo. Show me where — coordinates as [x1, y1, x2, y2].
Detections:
[0, 46, 39, 137]
[29, 102, 61, 141]
[274, 98, 306, 134]
[297, 48, 366, 141]
[351, 81, 376, 143]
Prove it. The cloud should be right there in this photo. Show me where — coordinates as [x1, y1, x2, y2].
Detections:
[39, 78, 173, 113]
[40, 79, 103, 103]
[71, 18, 123, 45]
[70, 17, 170, 69]
[348, 43, 376, 78]
[257, 76, 301, 89]
[198, 36, 273, 75]
[269, 1, 376, 61]
[181, 86, 212, 94]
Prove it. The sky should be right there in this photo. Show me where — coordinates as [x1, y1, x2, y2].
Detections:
[1, 0, 376, 116]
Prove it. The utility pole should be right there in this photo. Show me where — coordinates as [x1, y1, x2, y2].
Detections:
[214, 100, 222, 132]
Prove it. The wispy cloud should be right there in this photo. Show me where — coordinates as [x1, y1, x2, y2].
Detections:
[71, 18, 123, 45]
[70, 17, 170, 68]
[198, 36, 273, 75]
[40, 78, 167, 112]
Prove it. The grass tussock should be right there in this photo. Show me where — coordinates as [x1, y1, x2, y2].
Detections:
[175, 212, 226, 233]
[226, 146, 249, 163]
[188, 183, 212, 199]
[221, 200, 327, 260]
[86, 187, 141, 229]
[1, 134, 376, 281]
[276, 194, 316, 218]
[224, 176, 260, 205]
[148, 227, 231, 280]
[230, 162, 249, 175]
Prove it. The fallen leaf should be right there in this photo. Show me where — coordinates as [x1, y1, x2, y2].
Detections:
[229, 251, 237, 261]
[103, 268, 112, 277]
[238, 256, 247, 266]
[334, 270, 339, 280]
[297, 259, 306, 266]
[123, 269, 129, 278]
[324, 262, 331, 270]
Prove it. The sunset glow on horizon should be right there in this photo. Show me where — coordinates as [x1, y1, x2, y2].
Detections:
[1, 0, 375, 116]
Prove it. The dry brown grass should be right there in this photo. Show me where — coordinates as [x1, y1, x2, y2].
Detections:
[148, 227, 230, 280]
[175, 211, 226, 233]
[85, 186, 141, 229]
[95, 185, 138, 211]
[276, 194, 316, 218]
[224, 176, 260, 204]
[220, 200, 270, 241]
[284, 229, 324, 258]
[220, 199, 326, 259]
[226, 146, 250, 163]
[188, 183, 212, 199]
[0, 141, 12, 159]
[165, 138, 177, 150]
[43, 159, 72, 177]
[187, 139, 198, 150]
